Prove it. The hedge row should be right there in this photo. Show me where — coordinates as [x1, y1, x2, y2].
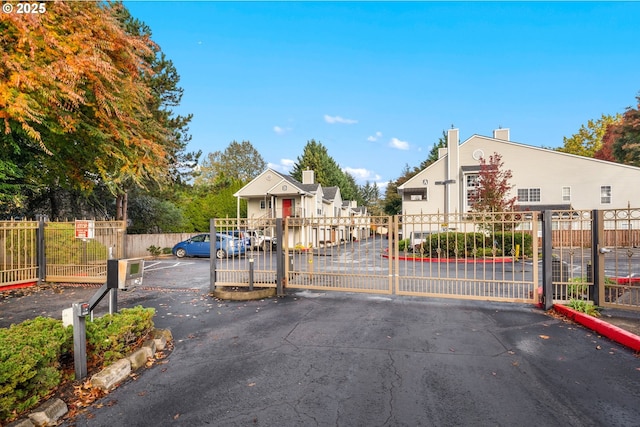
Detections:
[0, 306, 155, 423]
[402, 231, 534, 258]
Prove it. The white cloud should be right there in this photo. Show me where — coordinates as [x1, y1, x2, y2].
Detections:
[324, 114, 358, 125]
[281, 158, 295, 168]
[389, 137, 409, 150]
[273, 125, 292, 135]
[343, 167, 380, 182]
[367, 131, 383, 142]
[268, 159, 295, 174]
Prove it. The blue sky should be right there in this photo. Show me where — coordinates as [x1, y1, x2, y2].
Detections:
[125, 1, 640, 187]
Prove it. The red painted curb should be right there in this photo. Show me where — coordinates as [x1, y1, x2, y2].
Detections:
[0, 282, 37, 291]
[553, 304, 640, 352]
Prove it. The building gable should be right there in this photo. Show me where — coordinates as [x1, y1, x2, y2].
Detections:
[400, 129, 640, 214]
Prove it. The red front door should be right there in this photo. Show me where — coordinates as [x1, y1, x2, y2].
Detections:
[282, 199, 293, 217]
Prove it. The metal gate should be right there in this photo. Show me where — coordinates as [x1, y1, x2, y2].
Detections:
[394, 212, 538, 303]
[212, 213, 539, 303]
[0, 220, 39, 288]
[44, 221, 126, 283]
[284, 215, 393, 294]
[549, 208, 640, 312]
[210, 210, 639, 309]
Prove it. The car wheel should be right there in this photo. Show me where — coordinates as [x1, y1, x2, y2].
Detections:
[215, 249, 227, 259]
[175, 248, 187, 258]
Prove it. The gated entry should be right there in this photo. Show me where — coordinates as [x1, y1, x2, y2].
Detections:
[394, 212, 538, 302]
[0, 220, 39, 287]
[212, 212, 540, 303]
[44, 220, 126, 283]
[548, 208, 640, 311]
[0, 219, 125, 288]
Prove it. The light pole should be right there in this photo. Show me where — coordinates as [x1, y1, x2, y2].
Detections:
[435, 179, 456, 226]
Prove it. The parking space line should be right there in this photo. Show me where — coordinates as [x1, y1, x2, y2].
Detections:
[144, 261, 195, 272]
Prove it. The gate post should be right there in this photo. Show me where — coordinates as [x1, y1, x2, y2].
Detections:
[275, 218, 285, 296]
[209, 219, 217, 294]
[541, 210, 553, 310]
[37, 215, 47, 284]
[590, 210, 604, 306]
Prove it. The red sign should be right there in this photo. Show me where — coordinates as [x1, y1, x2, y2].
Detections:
[75, 220, 95, 239]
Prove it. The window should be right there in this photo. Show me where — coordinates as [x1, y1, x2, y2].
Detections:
[601, 186, 611, 204]
[517, 188, 541, 202]
[260, 200, 272, 210]
[404, 189, 428, 202]
[530, 188, 541, 202]
[465, 174, 479, 207]
[562, 187, 571, 202]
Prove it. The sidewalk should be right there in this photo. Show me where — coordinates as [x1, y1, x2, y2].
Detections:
[600, 307, 640, 337]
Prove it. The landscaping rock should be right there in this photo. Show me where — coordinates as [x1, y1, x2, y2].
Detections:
[27, 398, 67, 427]
[128, 345, 153, 370]
[153, 328, 172, 350]
[5, 418, 35, 427]
[90, 359, 131, 391]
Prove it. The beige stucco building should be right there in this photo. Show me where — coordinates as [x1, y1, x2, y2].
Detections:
[234, 169, 368, 247]
[399, 128, 640, 216]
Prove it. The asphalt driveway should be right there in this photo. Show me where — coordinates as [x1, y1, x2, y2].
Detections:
[65, 289, 640, 426]
[2, 259, 639, 426]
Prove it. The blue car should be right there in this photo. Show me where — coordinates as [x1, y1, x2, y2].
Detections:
[172, 233, 246, 259]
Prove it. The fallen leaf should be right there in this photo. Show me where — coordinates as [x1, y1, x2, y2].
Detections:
[174, 413, 180, 420]
[248, 382, 256, 387]
[596, 345, 602, 350]
[539, 335, 550, 340]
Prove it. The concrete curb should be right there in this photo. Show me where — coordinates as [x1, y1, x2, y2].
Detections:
[212, 287, 276, 301]
[553, 304, 640, 352]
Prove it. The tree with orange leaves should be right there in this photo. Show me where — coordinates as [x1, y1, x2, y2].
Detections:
[0, 1, 194, 218]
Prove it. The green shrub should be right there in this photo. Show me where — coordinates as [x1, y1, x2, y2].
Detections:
[147, 245, 162, 257]
[566, 299, 601, 317]
[493, 232, 533, 258]
[0, 317, 72, 421]
[0, 306, 155, 422]
[417, 232, 488, 258]
[162, 247, 173, 255]
[86, 306, 155, 365]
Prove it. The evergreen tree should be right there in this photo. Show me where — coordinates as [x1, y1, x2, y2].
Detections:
[291, 140, 359, 202]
